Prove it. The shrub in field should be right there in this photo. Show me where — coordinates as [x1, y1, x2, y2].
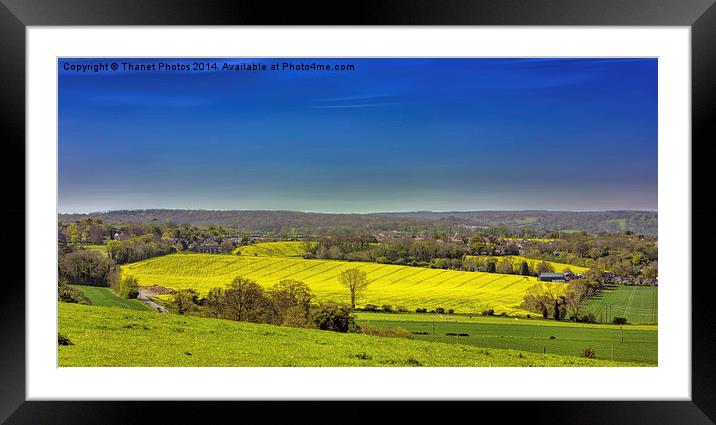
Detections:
[435, 307, 445, 314]
[311, 302, 357, 333]
[267, 279, 313, 320]
[447, 309, 454, 314]
[537, 261, 555, 274]
[58, 282, 90, 305]
[396, 306, 409, 313]
[363, 304, 379, 312]
[351, 352, 372, 360]
[485, 261, 496, 273]
[359, 324, 412, 339]
[612, 316, 628, 325]
[415, 308, 427, 313]
[405, 358, 422, 366]
[204, 287, 224, 318]
[282, 305, 316, 329]
[579, 312, 597, 323]
[119, 276, 140, 299]
[58, 333, 73, 346]
[345, 251, 371, 262]
[482, 309, 495, 316]
[382, 304, 393, 313]
[174, 289, 200, 315]
[519, 261, 531, 276]
[496, 257, 514, 274]
[579, 347, 597, 359]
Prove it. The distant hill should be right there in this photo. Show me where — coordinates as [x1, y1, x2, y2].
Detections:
[380, 210, 657, 234]
[58, 209, 657, 235]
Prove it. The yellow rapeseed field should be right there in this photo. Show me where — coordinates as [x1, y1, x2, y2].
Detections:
[232, 241, 308, 257]
[466, 255, 589, 274]
[122, 253, 566, 315]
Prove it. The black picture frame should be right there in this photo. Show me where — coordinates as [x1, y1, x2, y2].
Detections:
[1, 0, 713, 423]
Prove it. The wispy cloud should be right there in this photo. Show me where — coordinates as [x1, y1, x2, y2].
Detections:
[312, 102, 408, 109]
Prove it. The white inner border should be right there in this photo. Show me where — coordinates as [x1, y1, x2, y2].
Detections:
[27, 27, 690, 400]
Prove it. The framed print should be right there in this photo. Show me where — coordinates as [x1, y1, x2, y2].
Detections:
[1, 0, 714, 423]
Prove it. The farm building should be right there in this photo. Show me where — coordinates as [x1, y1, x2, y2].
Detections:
[539, 272, 566, 282]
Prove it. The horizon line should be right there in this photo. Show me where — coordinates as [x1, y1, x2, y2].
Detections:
[58, 207, 659, 216]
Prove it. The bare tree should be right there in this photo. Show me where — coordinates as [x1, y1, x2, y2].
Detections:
[564, 279, 594, 320]
[338, 268, 369, 309]
[223, 276, 270, 323]
[536, 261, 555, 274]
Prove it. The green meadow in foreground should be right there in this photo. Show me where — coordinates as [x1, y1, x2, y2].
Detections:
[584, 285, 658, 324]
[58, 303, 641, 367]
[69, 285, 151, 312]
[122, 253, 566, 315]
[355, 312, 657, 364]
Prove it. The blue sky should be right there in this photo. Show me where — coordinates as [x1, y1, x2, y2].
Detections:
[58, 58, 657, 213]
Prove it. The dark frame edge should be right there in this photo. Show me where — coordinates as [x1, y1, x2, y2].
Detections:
[0, 1, 26, 424]
[2, 0, 715, 423]
[691, 0, 716, 422]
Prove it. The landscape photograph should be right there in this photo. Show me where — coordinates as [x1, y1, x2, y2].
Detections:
[57, 57, 658, 367]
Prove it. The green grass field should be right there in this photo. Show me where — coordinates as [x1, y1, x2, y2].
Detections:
[58, 302, 640, 367]
[232, 241, 308, 257]
[355, 312, 657, 364]
[585, 285, 658, 324]
[122, 253, 567, 315]
[68, 285, 151, 311]
[466, 255, 589, 274]
[79, 244, 108, 255]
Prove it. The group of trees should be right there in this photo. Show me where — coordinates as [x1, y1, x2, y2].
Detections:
[467, 237, 521, 257]
[58, 218, 241, 263]
[462, 256, 557, 276]
[521, 268, 610, 322]
[520, 232, 658, 285]
[306, 234, 470, 268]
[303, 230, 376, 261]
[105, 234, 175, 264]
[59, 209, 658, 235]
[172, 267, 370, 331]
[58, 246, 114, 286]
[300, 230, 657, 287]
[173, 277, 357, 333]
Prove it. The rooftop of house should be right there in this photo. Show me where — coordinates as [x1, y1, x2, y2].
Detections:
[539, 272, 565, 278]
